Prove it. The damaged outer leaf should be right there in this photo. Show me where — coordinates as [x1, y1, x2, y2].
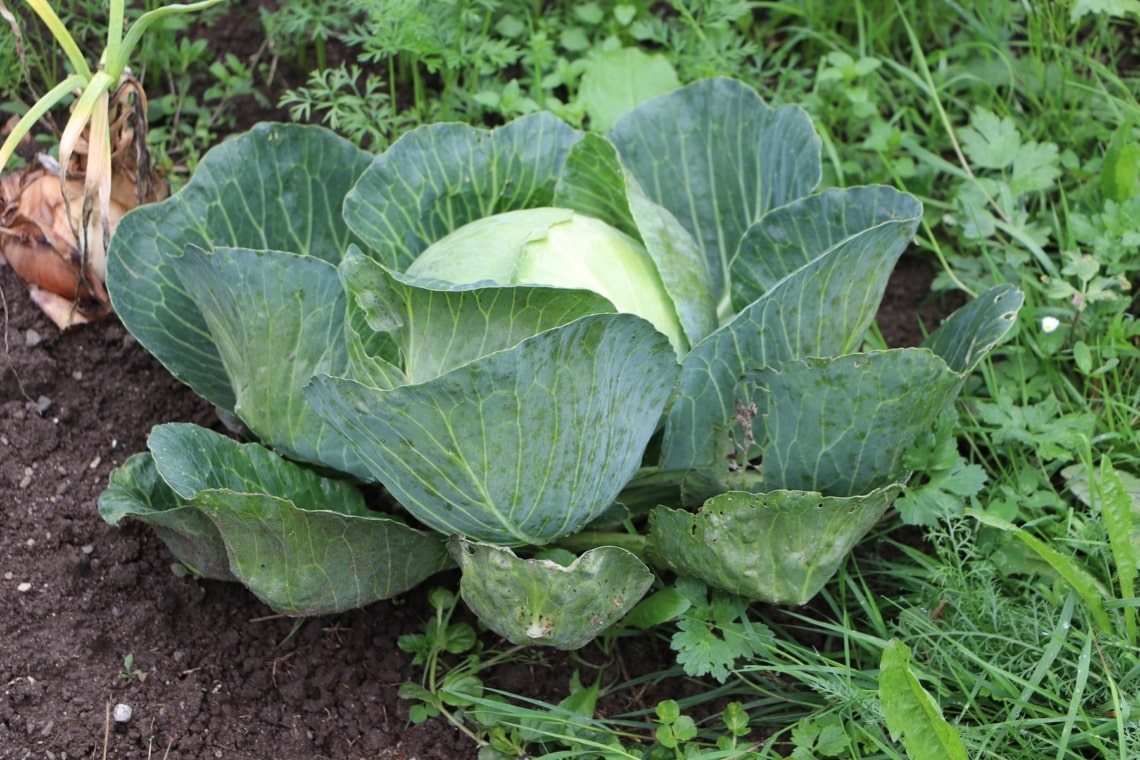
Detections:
[647, 486, 900, 605]
[450, 536, 653, 649]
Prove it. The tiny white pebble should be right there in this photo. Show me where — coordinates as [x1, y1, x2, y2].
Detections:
[16, 582, 31, 592]
[113, 704, 132, 723]
[1041, 316, 1060, 333]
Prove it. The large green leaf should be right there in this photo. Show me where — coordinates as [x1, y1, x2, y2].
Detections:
[307, 313, 678, 545]
[340, 250, 615, 384]
[647, 486, 899, 604]
[730, 186, 922, 306]
[174, 246, 367, 477]
[451, 538, 653, 649]
[194, 488, 450, 616]
[752, 351, 963, 497]
[658, 187, 923, 481]
[343, 113, 584, 269]
[147, 423, 451, 616]
[99, 452, 235, 581]
[107, 123, 375, 411]
[608, 77, 822, 305]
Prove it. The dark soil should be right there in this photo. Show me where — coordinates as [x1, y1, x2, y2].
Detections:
[0, 253, 957, 760]
[0, 4, 964, 756]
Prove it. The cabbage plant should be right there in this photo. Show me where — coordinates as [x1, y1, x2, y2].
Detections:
[99, 78, 1021, 648]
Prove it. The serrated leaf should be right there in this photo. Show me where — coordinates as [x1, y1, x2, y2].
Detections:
[308, 313, 677, 545]
[895, 459, 987, 527]
[107, 124, 375, 411]
[669, 593, 767, 682]
[958, 109, 1020, 170]
[451, 538, 653, 649]
[879, 639, 969, 760]
[816, 721, 850, 756]
[1010, 140, 1061, 194]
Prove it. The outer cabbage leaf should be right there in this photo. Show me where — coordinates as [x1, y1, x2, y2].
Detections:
[660, 187, 923, 483]
[343, 112, 585, 271]
[451, 537, 653, 649]
[340, 249, 615, 384]
[921, 284, 1024, 373]
[98, 452, 235, 581]
[141, 423, 451, 616]
[752, 351, 964, 497]
[307, 313, 678, 545]
[174, 246, 368, 477]
[107, 124, 375, 411]
[608, 77, 822, 306]
[730, 185, 922, 306]
[647, 486, 900, 605]
[646, 286, 1022, 604]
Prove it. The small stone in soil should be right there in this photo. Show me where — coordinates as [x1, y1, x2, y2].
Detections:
[17, 582, 31, 592]
[24, 329, 41, 347]
[113, 704, 132, 723]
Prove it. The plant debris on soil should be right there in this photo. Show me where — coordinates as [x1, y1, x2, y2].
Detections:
[0, 253, 957, 759]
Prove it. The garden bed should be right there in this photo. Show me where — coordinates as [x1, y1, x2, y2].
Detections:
[0, 250, 954, 758]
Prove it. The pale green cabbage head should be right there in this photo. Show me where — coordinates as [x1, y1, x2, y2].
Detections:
[408, 207, 687, 354]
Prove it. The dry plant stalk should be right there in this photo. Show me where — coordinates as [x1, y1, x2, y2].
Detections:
[0, 76, 167, 329]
